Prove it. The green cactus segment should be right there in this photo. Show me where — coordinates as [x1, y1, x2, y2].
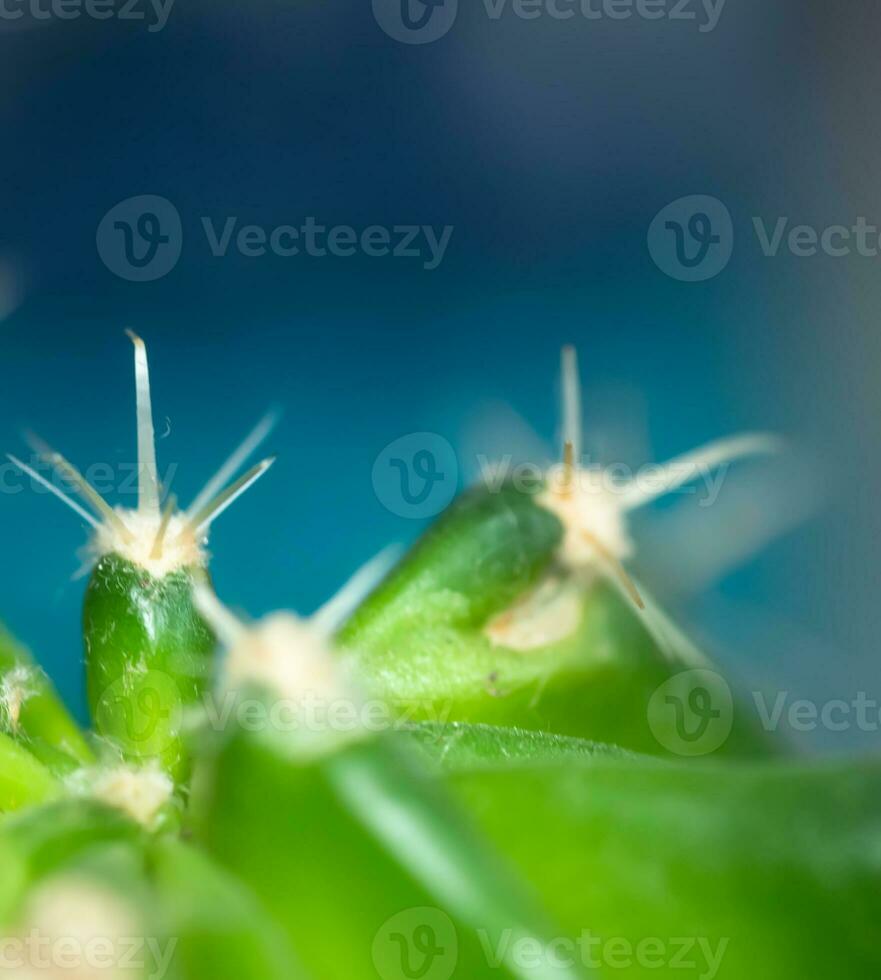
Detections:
[418, 723, 881, 980]
[0, 835, 161, 980]
[10, 336, 276, 783]
[340, 483, 774, 757]
[1, 798, 304, 980]
[195, 706, 590, 979]
[0, 799, 145, 883]
[150, 837, 310, 980]
[0, 834, 27, 925]
[0, 732, 60, 812]
[83, 554, 215, 778]
[0, 625, 93, 767]
[404, 721, 637, 768]
[343, 482, 565, 633]
[341, 350, 782, 758]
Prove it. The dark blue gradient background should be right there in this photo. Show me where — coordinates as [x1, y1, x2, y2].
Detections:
[1, 0, 880, 750]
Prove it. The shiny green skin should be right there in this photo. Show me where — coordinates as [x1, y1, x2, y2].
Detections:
[194, 702, 588, 980]
[340, 482, 775, 758]
[0, 808, 156, 980]
[412, 723, 881, 980]
[149, 838, 309, 980]
[0, 732, 59, 813]
[0, 625, 93, 768]
[0, 799, 144, 886]
[0, 834, 26, 924]
[0, 799, 311, 980]
[83, 554, 214, 778]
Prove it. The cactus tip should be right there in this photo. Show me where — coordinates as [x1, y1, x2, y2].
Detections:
[9, 335, 277, 577]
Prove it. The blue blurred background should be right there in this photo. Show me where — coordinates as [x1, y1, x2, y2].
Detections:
[1, 0, 879, 751]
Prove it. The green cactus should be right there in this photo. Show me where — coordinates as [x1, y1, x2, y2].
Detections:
[0, 339, 875, 980]
[340, 350, 779, 757]
[8, 334, 275, 779]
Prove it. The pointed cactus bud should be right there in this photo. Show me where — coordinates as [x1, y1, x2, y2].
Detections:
[9, 334, 276, 780]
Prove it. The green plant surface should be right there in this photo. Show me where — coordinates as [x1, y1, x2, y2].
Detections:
[1, 798, 310, 980]
[149, 837, 311, 980]
[9, 336, 275, 784]
[404, 720, 637, 766]
[411, 723, 881, 979]
[0, 833, 26, 923]
[0, 338, 861, 980]
[0, 799, 146, 884]
[0, 624, 94, 767]
[193, 692, 590, 979]
[339, 483, 775, 757]
[1, 838, 160, 980]
[17, 735, 86, 776]
[0, 732, 60, 812]
[84, 554, 214, 778]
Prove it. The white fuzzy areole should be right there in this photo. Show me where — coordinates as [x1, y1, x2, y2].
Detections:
[224, 613, 347, 705]
[484, 575, 584, 652]
[89, 507, 206, 577]
[532, 347, 780, 581]
[69, 763, 173, 829]
[214, 611, 366, 758]
[0, 665, 37, 733]
[537, 463, 635, 570]
[11, 334, 276, 581]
